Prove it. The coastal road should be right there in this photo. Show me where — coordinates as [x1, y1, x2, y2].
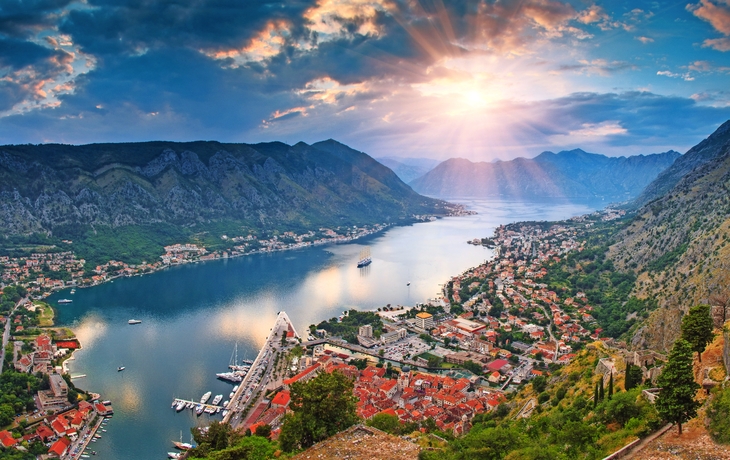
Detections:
[0, 297, 27, 375]
[224, 312, 298, 430]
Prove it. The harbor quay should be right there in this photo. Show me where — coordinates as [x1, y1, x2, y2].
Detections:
[224, 312, 300, 430]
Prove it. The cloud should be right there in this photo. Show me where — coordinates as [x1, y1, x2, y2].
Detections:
[657, 70, 694, 81]
[688, 0, 730, 51]
[0, 0, 75, 38]
[636, 36, 654, 44]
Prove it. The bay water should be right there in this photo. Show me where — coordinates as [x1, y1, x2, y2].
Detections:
[47, 199, 605, 459]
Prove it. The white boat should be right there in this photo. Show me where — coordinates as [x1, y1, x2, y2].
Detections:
[70, 289, 76, 294]
[200, 391, 212, 404]
[221, 409, 229, 417]
[223, 400, 229, 407]
[195, 405, 204, 416]
[232, 385, 239, 392]
[117, 366, 125, 372]
[168, 453, 181, 459]
[58, 299, 73, 304]
[175, 400, 186, 412]
[128, 319, 142, 325]
[211, 394, 223, 405]
[216, 371, 243, 383]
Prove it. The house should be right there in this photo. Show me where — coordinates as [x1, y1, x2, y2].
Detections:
[0, 430, 18, 448]
[271, 391, 290, 409]
[48, 437, 72, 457]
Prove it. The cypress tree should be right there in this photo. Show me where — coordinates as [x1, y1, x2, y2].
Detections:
[599, 378, 605, 401]
[593, 382, 599, 408]
[656, 339, 701, 435]
[608, 372, 614, 398]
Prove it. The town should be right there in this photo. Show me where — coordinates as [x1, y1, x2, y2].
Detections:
[228, 208, 650, 440]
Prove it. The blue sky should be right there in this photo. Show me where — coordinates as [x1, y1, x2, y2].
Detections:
[0, 0, 729, 160]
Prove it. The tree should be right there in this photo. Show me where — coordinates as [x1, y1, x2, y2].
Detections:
[656, 339, 700, 434]
[532, 375, 547, 394]
[367, 413, 401, 434]
[607, 372, 614, 399]
[598, 379, 604, 402]
[625, 363, 643, 391]
[681, 304, 714, 363]
[462, 360, 482, 375]
[253, 424, 271, 438]
[279, 370, 359, 452]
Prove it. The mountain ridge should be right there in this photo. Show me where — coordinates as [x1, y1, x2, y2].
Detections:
[0, 139, 447, 239]
[408, 149, 680, 200]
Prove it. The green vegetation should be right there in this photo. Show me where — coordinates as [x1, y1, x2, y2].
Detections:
[311, 309, 384, 344]
[0, 285, 27, 317]
[655, 339, 700, 434]
[647, 243, 688, 273]
[279, 370, 359, 452]
[0, 370, 43, 427]
[540, 242, 654, 339]
[188, 421, 278, 460]
[708, 384, 730, 444]
[680, 304, 714, 363]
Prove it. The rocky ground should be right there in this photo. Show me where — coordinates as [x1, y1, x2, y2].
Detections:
[292, 425, 420, 460]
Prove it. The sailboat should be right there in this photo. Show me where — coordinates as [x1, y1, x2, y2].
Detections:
[217, 342, 248, 382]
[172, 431, 193, 450]
[357, 247, 372, 268]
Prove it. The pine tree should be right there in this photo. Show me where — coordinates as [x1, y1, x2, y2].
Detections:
[680, 304, 714, 363]
[608, 372, 614, 398]
[656, 339, 701, 434]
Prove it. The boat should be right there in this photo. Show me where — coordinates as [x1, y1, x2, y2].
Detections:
[216, 371, 243, 383]
[57, 299, 73, 304]
[175, 400, 186, 412]
[128, 319, 142, 325]
[117, 366, 125, 372]
[195, 405, 205, 416]
[356, 247, 372, 267]
[168, 453, 181, 459]
[221, 409, 229, 417]
[223, 400, 229, 406]
[241, 359, 254, 365]
[70, 289, 76, 294]
[232, 385, 239, 392]
[172, 431, 194, 450]
[229, 391, 234, 399]
[407, 282, 411, 286]
[211, 394, 223, 405]
[200, 391, 212, 404]
[205, 406, 216, 414]
[171, 400, 177, 409]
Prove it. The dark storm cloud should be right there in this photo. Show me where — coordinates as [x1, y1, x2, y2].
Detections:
[0, 36, 70, 72]
[59, 0, 317, 58]
[534, 91, 730, 142]
[0, 0, 74, 38]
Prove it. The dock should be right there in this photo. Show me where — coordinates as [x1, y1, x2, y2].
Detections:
[223, 311, 300, 428]
[171, 398, 226, 414]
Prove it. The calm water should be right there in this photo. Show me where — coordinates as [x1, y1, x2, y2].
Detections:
[47, 199, 605, 459]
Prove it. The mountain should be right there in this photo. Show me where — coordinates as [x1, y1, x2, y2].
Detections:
[374, 157, 441, 183]
[607, 120, 730, 351]
[408, 149, 681, 200]
[0, 140, 447, 238]
[632, 120, 730, 208]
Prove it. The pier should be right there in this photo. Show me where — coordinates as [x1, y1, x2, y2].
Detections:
[223, 311, 299, 428]
[171, 398, 226, 414]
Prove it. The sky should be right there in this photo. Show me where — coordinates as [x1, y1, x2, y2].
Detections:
[0, 0, 729, 161]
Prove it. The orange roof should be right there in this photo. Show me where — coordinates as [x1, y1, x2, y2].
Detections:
[378, 407, 397, 417]
[271, 391, 291, 407]
[48, 437, 71, 456]
[0, 430, 17, 448]
[283, 363, 320, 386]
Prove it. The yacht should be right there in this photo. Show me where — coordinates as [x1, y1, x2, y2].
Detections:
[211, 394, 223, 405]
[128, 319, 142, 325]
[357, 247, 372, 267]
[175, 400, 186, 412]
[117, 366, 125, 372]
[200, 391, 212, 404]
[58, 299, 73, 304]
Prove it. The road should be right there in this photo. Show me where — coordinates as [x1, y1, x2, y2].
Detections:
[224, 312, 298, 430]
[0, 297, 27, 375]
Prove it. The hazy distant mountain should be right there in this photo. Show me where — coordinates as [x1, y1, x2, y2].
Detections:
[375, 156, 441, 183]
[0, 140, 447, 238]
[409, 149, 681, 200]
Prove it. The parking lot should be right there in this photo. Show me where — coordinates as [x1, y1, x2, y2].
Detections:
[380, 335, 432, 362]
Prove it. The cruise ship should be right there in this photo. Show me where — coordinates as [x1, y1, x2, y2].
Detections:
[356, 247, 372, 267]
